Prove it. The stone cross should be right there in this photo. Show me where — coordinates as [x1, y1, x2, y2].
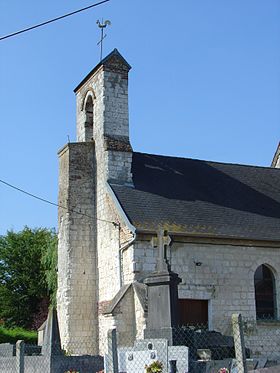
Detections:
[152, 229, 172, 273]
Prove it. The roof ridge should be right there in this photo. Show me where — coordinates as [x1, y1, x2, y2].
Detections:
[133, 151, 279, 171]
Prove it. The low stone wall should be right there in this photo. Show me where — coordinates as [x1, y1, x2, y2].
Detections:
[0, 355, 104, 373]
[0, 357, 49, 373]
[0, 343, 15, 357]
[25, 356, 51, 373]
[0, 341, 104, 373]
[0, 357, 16, 373]
[51, 355, 104, 373]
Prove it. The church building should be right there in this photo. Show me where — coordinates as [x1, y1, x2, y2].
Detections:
[56, 49, 280, 355]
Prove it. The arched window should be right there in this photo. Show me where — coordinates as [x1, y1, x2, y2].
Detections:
[84, 95, 94, 141]
[254, 264, 276, 320]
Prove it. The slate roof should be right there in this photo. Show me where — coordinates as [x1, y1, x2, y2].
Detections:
[110, 152, 280, 241]
[74, 49, 131, 93]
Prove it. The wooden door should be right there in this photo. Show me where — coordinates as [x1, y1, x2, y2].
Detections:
[178, 299, 208, 327]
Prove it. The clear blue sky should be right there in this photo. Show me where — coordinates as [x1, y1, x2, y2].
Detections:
[0, 0, 279, 234]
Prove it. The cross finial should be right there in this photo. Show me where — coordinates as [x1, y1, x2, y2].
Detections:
[96, 19, 111, 61]
[151, 229, 172, 273]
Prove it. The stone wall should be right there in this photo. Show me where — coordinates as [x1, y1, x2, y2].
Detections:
[172, 241, 280, 329]
[111, 286, 136, 347]
[57, 142, 98, 354]
[132, 235, 280, 335]
[98, 284, 146, 351]
[127, 235, 280, 357]
[134, 286, 147, 340]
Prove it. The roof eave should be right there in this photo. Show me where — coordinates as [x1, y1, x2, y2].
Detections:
[106, 183, 136, 235]
[134, 228, 280, 247]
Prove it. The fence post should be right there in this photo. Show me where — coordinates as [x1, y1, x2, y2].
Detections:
[16, 340, 24, 373]
[107, 328, 119, 373]
[232, 313, 248, 373]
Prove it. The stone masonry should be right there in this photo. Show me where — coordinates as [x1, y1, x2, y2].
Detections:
[57, 142, 97, 353]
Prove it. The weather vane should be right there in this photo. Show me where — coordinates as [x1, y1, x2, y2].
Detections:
[96, 19, 111, 61]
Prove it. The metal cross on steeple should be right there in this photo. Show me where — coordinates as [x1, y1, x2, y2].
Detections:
[96, 19, 111, 61]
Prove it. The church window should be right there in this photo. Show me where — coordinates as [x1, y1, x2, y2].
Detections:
[84, 94, 94, 141]
[254, 264, 276, 320]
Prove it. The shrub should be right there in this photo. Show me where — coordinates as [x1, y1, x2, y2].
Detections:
[145, 360, 163, 373]
[0, 326, 37, 344]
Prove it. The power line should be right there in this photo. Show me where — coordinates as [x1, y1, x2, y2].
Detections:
[0, 0, 110, 42]
[0, 178, 118, 227]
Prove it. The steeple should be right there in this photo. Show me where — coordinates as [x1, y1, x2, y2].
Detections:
[74, 49, 131, 94]
[57, 50, 133, 353]
[74, 48, 133, 184]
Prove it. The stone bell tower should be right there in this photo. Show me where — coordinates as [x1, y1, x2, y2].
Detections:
[57, 49, 133, 354]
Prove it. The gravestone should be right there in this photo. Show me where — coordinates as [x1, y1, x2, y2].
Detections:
[256, 358, 268, 369]
[117, 347, 134, 373]
[118, 338, 189, 373]
[41, 308, 62, 356]
[126, 350, 158, 373]
[134, 338, 168, 369]
[194, 358, 232, 373]
[168, 346, 188, 372]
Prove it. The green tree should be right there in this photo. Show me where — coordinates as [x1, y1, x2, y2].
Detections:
[0, 227, 57, 328]
[41, 233, 58, 306]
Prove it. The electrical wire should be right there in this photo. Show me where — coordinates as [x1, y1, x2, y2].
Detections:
[0, 0, 110, 41]
[0, 178, 118, 227]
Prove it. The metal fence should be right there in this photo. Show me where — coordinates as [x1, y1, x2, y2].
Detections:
[0, 314, 280, 372]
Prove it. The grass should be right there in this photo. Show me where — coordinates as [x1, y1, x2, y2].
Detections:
[0, 326, 37, 344]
